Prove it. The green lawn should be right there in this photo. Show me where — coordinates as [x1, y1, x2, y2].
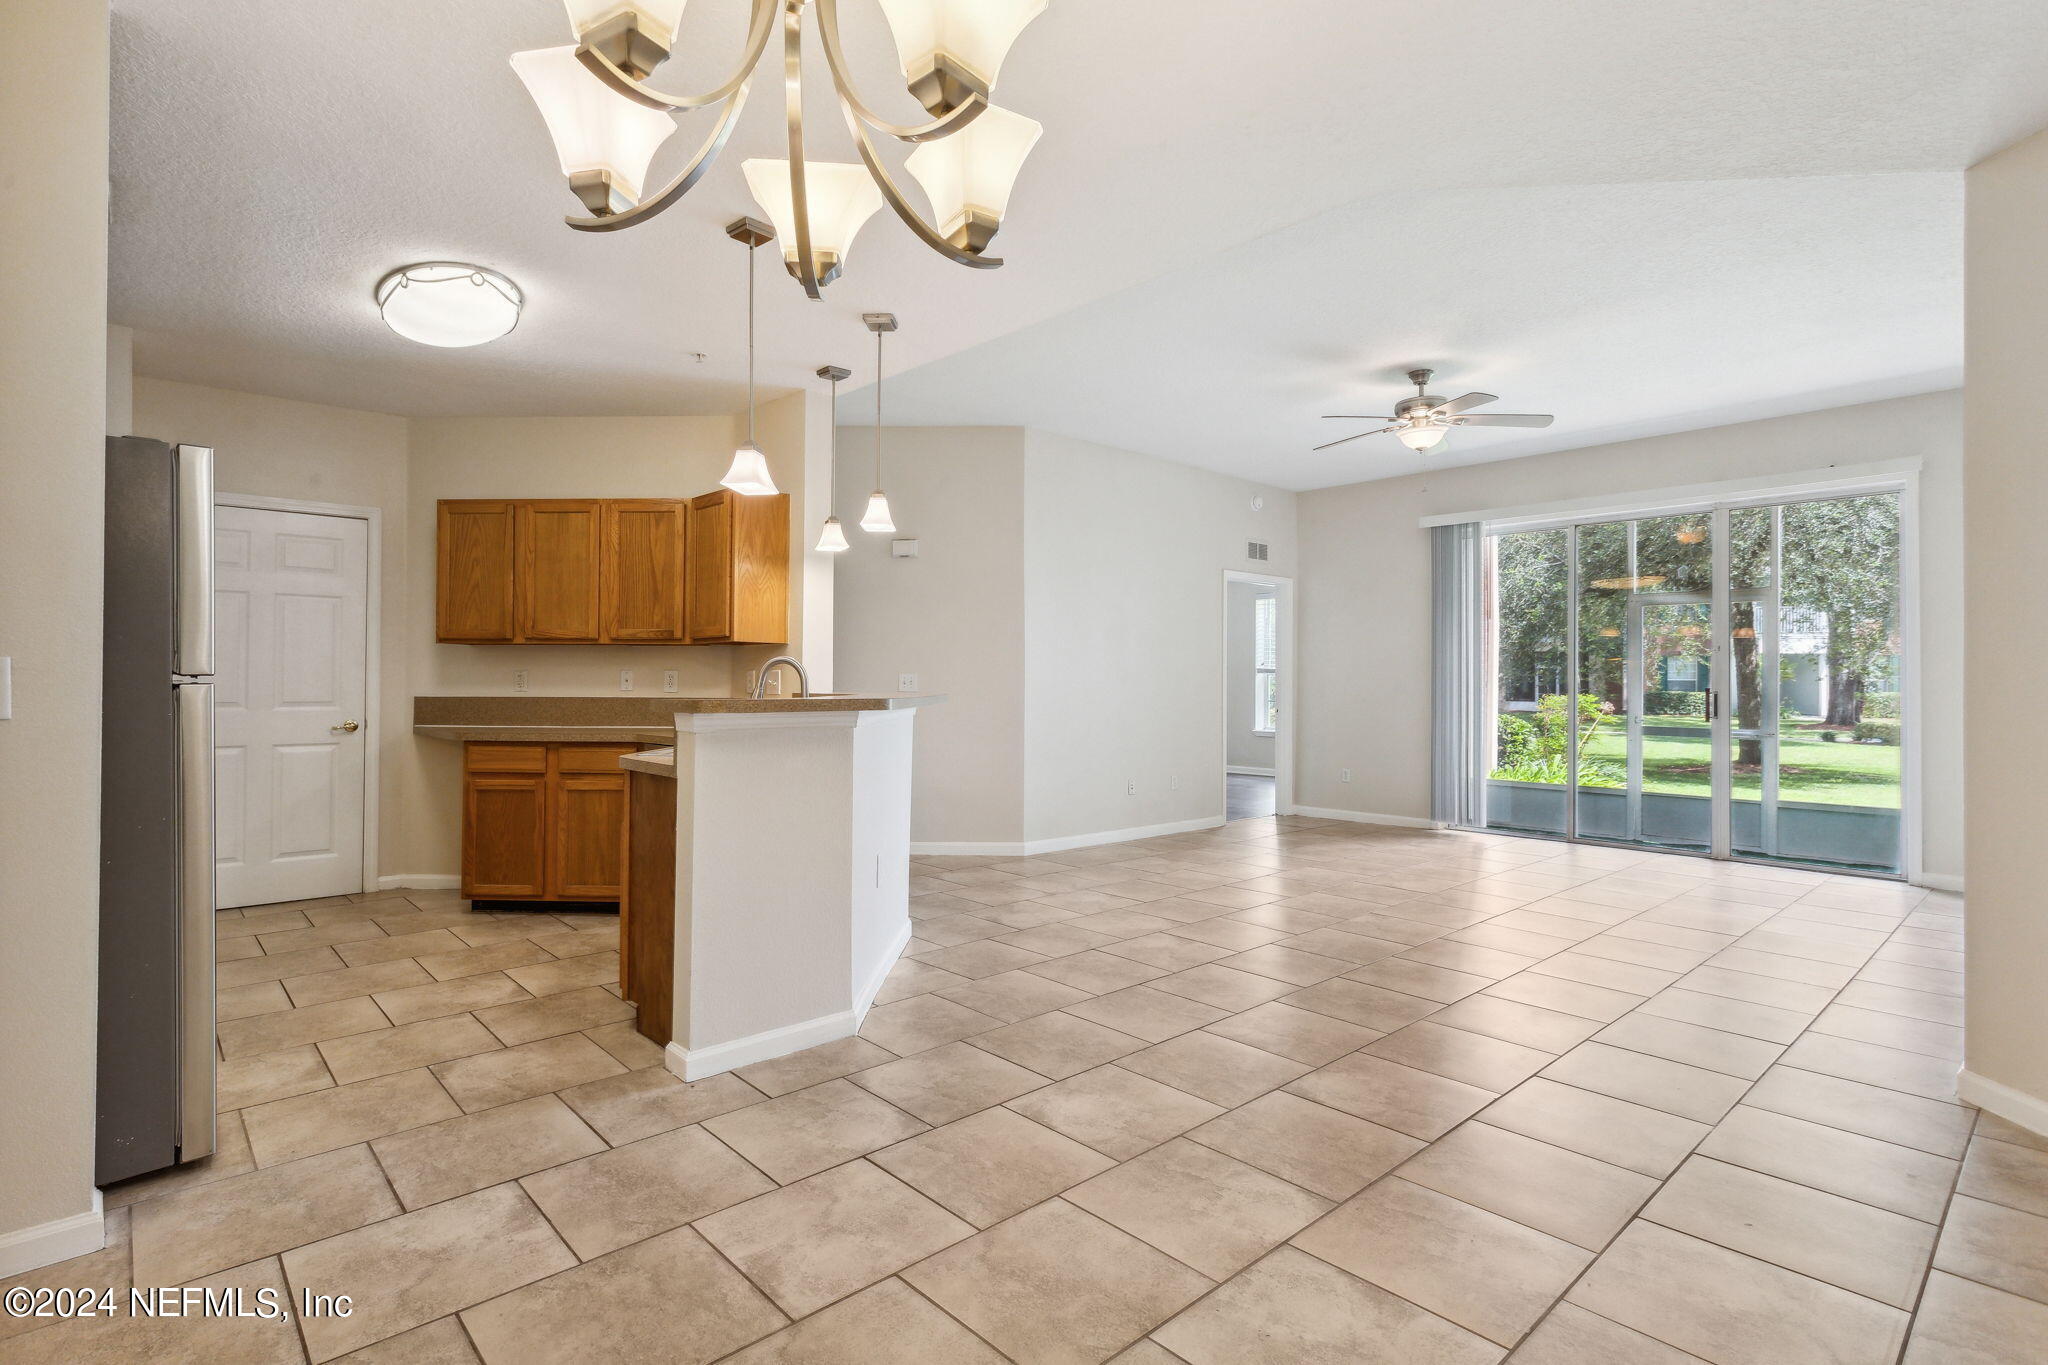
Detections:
[1579, 720, 1900, 808]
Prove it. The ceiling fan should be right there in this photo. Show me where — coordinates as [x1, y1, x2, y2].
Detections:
[1316, 368, 1555, 453]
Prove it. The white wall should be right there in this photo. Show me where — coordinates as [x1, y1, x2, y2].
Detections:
[1295, 391, 1964, 882]
[1226, 580, 1277, 771]
[0, 0, 110, 1274]
[1963, 126, 2048, 1124]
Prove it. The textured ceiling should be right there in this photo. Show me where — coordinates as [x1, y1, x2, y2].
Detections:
[110, 1, 2048, 485]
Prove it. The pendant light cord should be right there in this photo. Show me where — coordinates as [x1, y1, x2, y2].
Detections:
[828, 373, 839, 509]
[873, 325, 883, 490]
[746, 243, 758, 447]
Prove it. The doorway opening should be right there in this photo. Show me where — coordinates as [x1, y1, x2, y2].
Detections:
[1223, 571, 1293, 822]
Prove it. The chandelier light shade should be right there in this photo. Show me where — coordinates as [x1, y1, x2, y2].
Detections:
[816, 363, 853, 552]
[511, 0, 1050, 298]
[863, 312, 899, 535]
[720, 223, 780, 496]
[904, 104, 1041, 252]
[510, 46, 678, 215]
[815, 517, 851, 552]
[721, 443, 779, 496]
[860, 491, 897, 535]
[375, 263, 524, 348]
[741, 160, 885, 288]
[876, 0, 1050, 111]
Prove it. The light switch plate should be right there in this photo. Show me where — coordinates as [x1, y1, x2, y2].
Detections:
[0, 656, 11, 720]
[890, 539, 920, 558]
[619, 669, 633, 692]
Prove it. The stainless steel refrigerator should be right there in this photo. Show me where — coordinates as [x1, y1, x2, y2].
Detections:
[98, 437, 216, 1184]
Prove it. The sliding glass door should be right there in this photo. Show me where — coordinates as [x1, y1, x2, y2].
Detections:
[1482, 491, 1903, 875]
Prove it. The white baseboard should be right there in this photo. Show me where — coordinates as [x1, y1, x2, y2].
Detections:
[1227, 766, 1276, 777]
[1915, 872, 1964, 893]
[855, 918, 915, 1019]
[912, 815, 1227, 858]
[377, 874, 462, 891]
[0, 1198, 103, 1279]
[1958, 1070, 2048, 1139]
[1290, 805, 1444, 830]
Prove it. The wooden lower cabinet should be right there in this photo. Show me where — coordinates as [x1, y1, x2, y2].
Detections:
[461, 742, 633, 902]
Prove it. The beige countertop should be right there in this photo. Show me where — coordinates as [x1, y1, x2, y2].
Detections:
[412, 694, 943, 743]
[618, 747, 675, 778]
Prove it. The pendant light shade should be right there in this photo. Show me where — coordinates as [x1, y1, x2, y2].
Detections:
[876, 0, 1048, 99]
[562, 0, 689, 48]
[742, 160, 885, 282]
[375, 263, 524, 348]
[721, 442, 778, 496]
[511, 46, 678, 212]
[904, 105, 1041, 252]
[815, 516, 850, 552]
[860, 491, 897, 534]
[1398, 425, 1447, 452]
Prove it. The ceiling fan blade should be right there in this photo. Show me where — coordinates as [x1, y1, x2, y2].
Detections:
[1436, 392, 1498, 415]
[1311, 425, 1398, 452]
[1319, 415, 1395, 421]
[1456, 413, 1555, 428]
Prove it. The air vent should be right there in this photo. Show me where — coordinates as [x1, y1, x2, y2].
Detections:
[1246, 541, 1269, 562]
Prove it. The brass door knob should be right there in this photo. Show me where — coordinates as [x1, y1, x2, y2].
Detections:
[331, 719, 361, 733]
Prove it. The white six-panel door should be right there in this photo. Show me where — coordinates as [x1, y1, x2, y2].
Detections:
[212, 505, 369, 908]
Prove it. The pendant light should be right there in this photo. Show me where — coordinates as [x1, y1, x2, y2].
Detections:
[861, 313, 898, 534]
[815, 364, 852, 552]
[720, 218, 780, 496]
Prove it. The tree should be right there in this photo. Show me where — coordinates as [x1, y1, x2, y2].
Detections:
[1777, 496, 1900, 726]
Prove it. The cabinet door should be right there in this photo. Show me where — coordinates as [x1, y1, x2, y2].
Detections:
[602, 500, 687, 642]
[685, 491, 734, 643]
[550, 771, 628, 899]
[463, 772, 547, 899]
[518, 500, 602, 642]
[437, 501, 517, 642]
[729, 492, 791, 645]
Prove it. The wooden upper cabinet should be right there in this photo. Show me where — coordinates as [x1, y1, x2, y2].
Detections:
[688, 489, 789, 645]
[603, 500, 687, 643]
[437, 501, 517, 642]
[518, 500, 603, 642]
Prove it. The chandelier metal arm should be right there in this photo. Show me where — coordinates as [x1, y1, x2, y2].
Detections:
[573, 0, 778, 112]
[784, 0, 824, 300]
[563, 82, 752, 232]
[812, 0, 990, 143]
[841, 105, 1004, 270]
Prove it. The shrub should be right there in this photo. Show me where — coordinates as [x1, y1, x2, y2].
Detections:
[1643, 690, 1706, 718]
[1861, 693, 1901, 720]
[1853, 718, 1901, 744]
[1497, 714, 1539, 768]
[1492, 756, 1624, 787]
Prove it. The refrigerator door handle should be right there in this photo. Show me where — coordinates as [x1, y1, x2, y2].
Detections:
[174, 445, 215, 678]
[176, 681, 217, 1161]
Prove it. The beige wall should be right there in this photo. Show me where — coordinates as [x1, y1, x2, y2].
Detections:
[1963, 126, 2048, 1120]
[1295, 391, 1964, 882]
[1, 0, 110, 1266]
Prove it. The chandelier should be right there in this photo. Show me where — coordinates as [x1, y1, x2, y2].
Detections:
[511, 0, 1047, 299]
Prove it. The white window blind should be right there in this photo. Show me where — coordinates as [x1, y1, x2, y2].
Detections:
[1253, 595, 1278, 734]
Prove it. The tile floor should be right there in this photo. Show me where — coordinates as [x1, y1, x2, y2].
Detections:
[7, 817, 2044, 1363]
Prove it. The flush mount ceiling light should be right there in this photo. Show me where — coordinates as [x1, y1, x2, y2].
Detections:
[375, 263, 523, 347]
[815, 363, 852, 552]
[720, 221, 780, 496]
[510, 0, 1047, 299]
[861, 312, 898, 534]
[1315, 368, 1556, 456]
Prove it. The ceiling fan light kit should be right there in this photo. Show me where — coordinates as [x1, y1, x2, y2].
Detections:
[511, 0, 1049, 299]
[1315, 367, 1556, 455]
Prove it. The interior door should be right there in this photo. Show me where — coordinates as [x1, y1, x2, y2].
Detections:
[212, 504, 369, 908]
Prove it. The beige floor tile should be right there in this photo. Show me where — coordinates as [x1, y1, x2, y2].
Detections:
[259, 919, 389, 955]
[415, 939, 554, 982]
[1539, 1042, 1751, 1124]
[939, 968, 1094, 1023]
[1283, 977, 1441, 1032]
[0, 1209, 132, 1346]
[1509, 1302, 1706, 1363]
[1478, 1078, 1710, 1179]
[1145, 963, 1301, 1012]
[217, 980, 293, 1022]
[101, 1112, 255, 1211]
[1811, 1003, 1964, 1061]
[872, 1106, 1115, 1227]
[334, 928, 468, 968]
[858, 994, 1004, 1054]
[872, 958, 975, 1004]
[372, 1094, 604, 1209]
[285, 959, 435, 1008]
[215, 943, 342, 989]
[1742, 1065, 1973, 1158]
[1294, 1176, 1590, 1347]
[218, 1043, 335, 1112]
[1959, 1134, 2048, 1218]
[1448, 924, 1580, 961]
[1365, 1020, 1552, 1093]
[1835, 979, 1964, 1026]
[558, 1067, 764, 1145]
[519, 1124, 774, 1260]
[243, 1067, 461, 1167]
[328, 1315, 479, 1362]
[1481, 973, 1644, 1024]
[1575, 934, 1715, 975]
[130, 1143, 399, 1287]
[2, 1256, 303, 1365]
[1097, 933, 1234, 971]
[1644, 1155, 1936, 1308]
[370, 972, 532, 1027]
[1117, 1030, 1312, 1107]
[428, 1032, 626, 1112]
[1699, 1105, 1957, 1221]
[697, 1160, 972, 1318]
[1394, 1121, 1657, 1251]
[1707, 945, 1857, 988]
[1776, 1032, 1962, 1103]
[317, 1014, 500, 1086]
[701, 1078, 927, 1183]
[969, 1011, 1148, 1079]
[1067, 1137, 1330, 1278]
[732, 1036, 898, 1098]
[1285, 1051, 1494, 1140]
[219, 906, 314, 938]
[1903, 1271, 2048, 1365]
[1028, 948, 1176, 992]
[501, 949, 619, 999]
[1678, 964, 1837, 1013]
[1202, 1000, 1380, 1065]
[1934, 1195, 2048, 1310]
[847, 1039, 1050, 1124]
[913, 939, 1052, 980]
[578, 1021, 663, 1070]
[1064, 984, 1231, 1042]
[1346, 957, 1493, 1003]
[1567, 1222, 1908, 1365]
[1427, 994, 1602, 1053]
[472, 986, 635, 1046]
[1008, 1064, 1226, 1160]
[217, 995, 391, 1059]
[1590, 1012, 1784, 1080]
[1189, 1090, 1421, 1199]
[1398, 939, 1541, 979]
[283, 1183, 575, 1360]
[1152, 1243, 1502, 1365]
[1977, 1111, 2048, 1152]
[1274, 926, 1411, 964]
[1161, 917, 1289, 952]
[995, 922, 1122, 956]
[903, 1198, 1211, 1363]
[722, 1278, 1006, 1364]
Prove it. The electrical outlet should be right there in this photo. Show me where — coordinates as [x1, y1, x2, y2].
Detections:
[745, 669, 758, 694]
[513, 669, 529, 693]
[898, 673, 917, 692]
[1127, 779, 1137, 796]
[1171, 774, 1181, 790]
[619, 669, 633, 692]
[1340, 768, 1352, 783]
[662, 670, 679, 694]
